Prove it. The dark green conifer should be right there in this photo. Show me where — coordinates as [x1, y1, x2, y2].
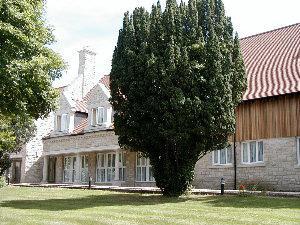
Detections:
[110, 0, 246, 197]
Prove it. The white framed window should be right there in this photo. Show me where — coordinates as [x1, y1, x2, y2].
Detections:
[136, 153, 154, 182]
[213, 145, 232, 165]
[64, 156, 76, 183]
[91, 108, 97, 126]
[61, 114, 69, 131]
[118, 152, 126, 181]
[96, 153, 106, 182]
[241, 141, 264, 164]
[55, 115, 61, 131]
[91, 107, 107, 125]
[96, 153, 116, 183]
[81, 155, 89, 183]
[297, 137, 300, 165]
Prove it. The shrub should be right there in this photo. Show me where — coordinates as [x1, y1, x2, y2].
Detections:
[239, 180, 274, 192]
[0, 176, 7, 188]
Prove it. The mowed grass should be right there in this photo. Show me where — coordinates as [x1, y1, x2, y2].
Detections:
[0, 186, 299, 225]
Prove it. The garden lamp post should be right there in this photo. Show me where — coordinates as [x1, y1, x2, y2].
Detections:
[221, 178, 225, 195]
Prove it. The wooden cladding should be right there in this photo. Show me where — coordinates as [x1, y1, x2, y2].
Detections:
[235, 93, 300, 142]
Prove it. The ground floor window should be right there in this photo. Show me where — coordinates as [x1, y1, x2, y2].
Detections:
[242, 141, 264, 164]
[118, 152, 126, 181]
[64, 156, 76, 183]
[96, 153, 116, 182]
[81, 155, 89, 183]
[136, 152, 154, 182]
[213, 145, 232, 165]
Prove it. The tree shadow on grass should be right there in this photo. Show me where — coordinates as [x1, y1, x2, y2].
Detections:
[194, 195, 300, 210]
[0, 193, 187, 211]
[1, 194, 299, 211]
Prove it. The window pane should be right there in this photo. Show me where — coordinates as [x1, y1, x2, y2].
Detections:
[220, 149, 226, 164]
[122, 153, 126, 166]
[97, 107, 104, 124]
[227, 146, 232, 164]
[242, 143, 248, 163]
[101, 169, 106, 182]
[112, 154, 116, 167]
[250, 142, 256, 162]
[122, 168, 126, 181]
[101, 154, 105, 167]
[141, 157, 146, 166]
[258, 141, 264, 162]
[107, 168, 112, 182]
[96, 169, 100, 182]
[136, 167, 141, 181]
[142, 167, 146, 181]
[149, 167, 154, 181]
[108, 154, 111, 167]
[92, 109, 96, 125]
[137, 155, 140, 166]
[213, 151, 219, 164]
[56, 115, 61, 131]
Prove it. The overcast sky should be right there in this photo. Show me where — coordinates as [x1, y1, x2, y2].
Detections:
[46, 0, 300, 87]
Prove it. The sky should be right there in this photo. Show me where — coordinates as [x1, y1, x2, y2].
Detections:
[46, 0, 300, 87]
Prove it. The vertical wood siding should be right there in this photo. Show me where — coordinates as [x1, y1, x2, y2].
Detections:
[235, 94, 300, 141]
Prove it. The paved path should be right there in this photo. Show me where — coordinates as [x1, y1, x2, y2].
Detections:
[12, 183, 300, 198]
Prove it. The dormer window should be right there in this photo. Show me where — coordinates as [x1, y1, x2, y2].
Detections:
[56, 114, 69, 132]
[91, 107, 107, 126]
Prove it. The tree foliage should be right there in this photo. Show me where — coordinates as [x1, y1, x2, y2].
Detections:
[0, 0, 64, 174]
[110, 0, 246, 197]
[0, 0, 64, 119]
[0, 114, 36, 175]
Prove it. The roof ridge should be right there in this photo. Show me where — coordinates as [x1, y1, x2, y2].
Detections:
[240, 22, 300, 40]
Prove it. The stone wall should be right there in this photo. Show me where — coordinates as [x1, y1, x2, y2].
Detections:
[193, 137, 300, 191]
[21, 114, 55, 183]
[44, 130, 119, 155]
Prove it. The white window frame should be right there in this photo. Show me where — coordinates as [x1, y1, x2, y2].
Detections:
[241, 140, 264, 164]
[91, 108, 97, 126]
[61, 113, 69, 131]
[55, 115, 61, 131]
[118, 152, 126, 182]
[136, 152, 154, 182]
[63, 156, 76, 183]
[91, 107, 107, 126]
[297, 137, 300, 165]
[80, 155, 89, 183]
[96, 153, 116, 183]
[212, 145, 233, 165]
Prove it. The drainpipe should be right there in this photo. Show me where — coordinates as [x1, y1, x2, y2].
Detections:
[233, 132, 237, 190]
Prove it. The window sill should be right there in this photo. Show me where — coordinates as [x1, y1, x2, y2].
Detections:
[294, 165, 300, 169]
[135, 181, 156, 183]
[209, 164, 234, 169]
[238, 163, 265, 168]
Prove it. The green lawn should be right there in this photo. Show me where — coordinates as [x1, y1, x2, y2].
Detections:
[0, 186, 299, 225]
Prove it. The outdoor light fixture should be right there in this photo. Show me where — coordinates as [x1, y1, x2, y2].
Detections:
[88, 176, 92, 189]
[221, 178, 225, 195]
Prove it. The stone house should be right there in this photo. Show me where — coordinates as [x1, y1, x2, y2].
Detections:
[9, 24, 300, 191]
[194, 23, 300, 191]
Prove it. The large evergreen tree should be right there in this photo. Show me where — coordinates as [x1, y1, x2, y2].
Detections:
[110, 0, 246, 197]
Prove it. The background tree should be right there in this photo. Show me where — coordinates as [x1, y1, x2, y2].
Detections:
[110, 0, 246, 197]
[0, 0, 64, 174]
[0, 115, 35, 175]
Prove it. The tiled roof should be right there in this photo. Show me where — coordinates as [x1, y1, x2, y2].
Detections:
[73, 118, 88, 134]
[240, 23, 300, 101]
[75, 100, 88, 113]
[100, 75, 110, 90]
[82, 75, 110, 102]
